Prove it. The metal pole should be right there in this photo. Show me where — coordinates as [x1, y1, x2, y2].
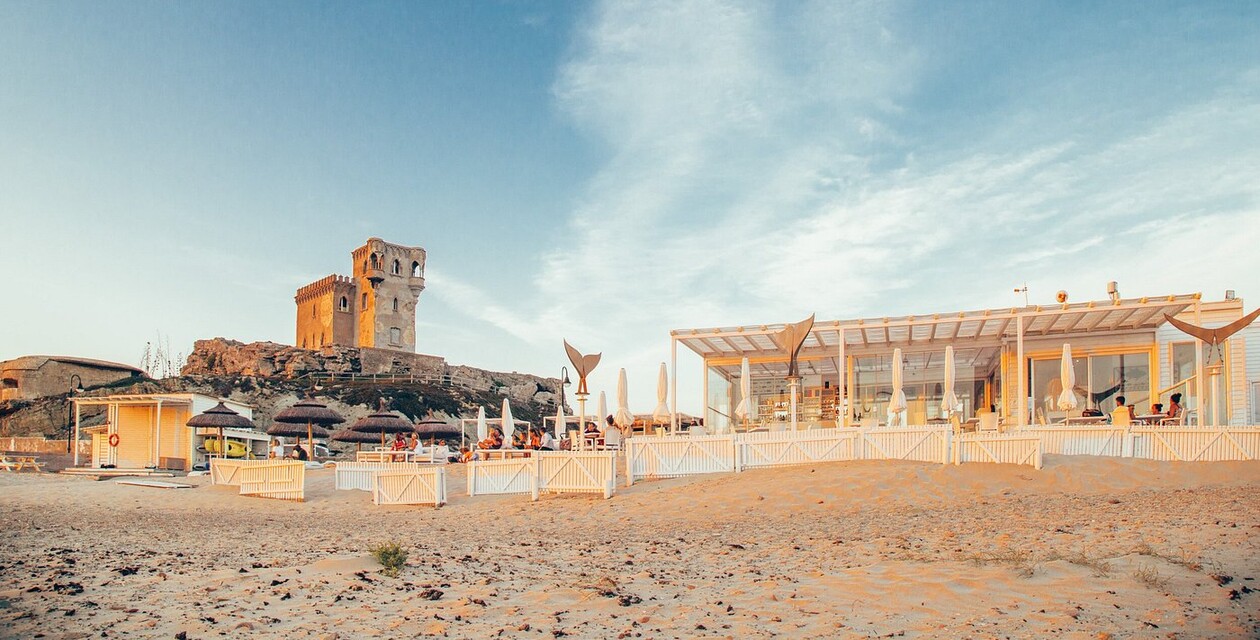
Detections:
[1193, 299, 1205, 426]
[1016, 315, 1027, 427]
[577, 394, 587, 450]
[837, 329, 847, 427]
[788, 376, 800, 431]
[670, 337, 678, 432]
[72, 401, 81, 466]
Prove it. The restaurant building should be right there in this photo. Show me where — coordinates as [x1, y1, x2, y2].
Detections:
[671, 292, 1258, 432]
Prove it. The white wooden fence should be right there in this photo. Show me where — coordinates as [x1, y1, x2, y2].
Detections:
[210, 459, 272, 486]
[858, 427, 952, 464]
[467, 452, 617, 500]
[335, 462, 432, 491]
[373, 467, 447, 507]
[1007, 427, 1127, 457]
[236, 462, 305, 501]
[1129, 427, 1260, 462]
[625, 435, 737, 485]
[736, 429, 860, 469]
[953, 434, 1043, 469]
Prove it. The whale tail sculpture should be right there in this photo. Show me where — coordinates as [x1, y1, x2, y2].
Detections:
[770, 314, 815, 379]
[563, 340, 601, 396]
[1163, 307, 1260, 363]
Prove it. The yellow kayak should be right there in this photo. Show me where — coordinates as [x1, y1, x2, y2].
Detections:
[204, 438, 249, 458]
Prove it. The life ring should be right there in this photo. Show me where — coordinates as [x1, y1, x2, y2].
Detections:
[108, 433, 120, 447]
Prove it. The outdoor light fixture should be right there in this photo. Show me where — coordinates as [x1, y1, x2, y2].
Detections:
[65, 374, 84, 453]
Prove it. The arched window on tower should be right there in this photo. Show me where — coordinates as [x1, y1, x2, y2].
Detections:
[392, 298, 399, 312]
[339, 296, 349, 312]
[411, 261, 422, 277]
[370, 253, 380, 269]
[391, 259, 400, 275]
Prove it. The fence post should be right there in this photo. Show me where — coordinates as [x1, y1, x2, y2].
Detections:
[943, 430, 953, 465]
[1122, 429, 1134, 458]
[625, 441, 636, 487]
[530, 456, 540, 501]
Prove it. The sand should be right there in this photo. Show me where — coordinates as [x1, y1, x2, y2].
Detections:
[1, 456, 1257, 639]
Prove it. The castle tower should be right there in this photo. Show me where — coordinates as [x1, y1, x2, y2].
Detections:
[294, 238, 426, 352]
[350, 238, 426, 352]
[294, 275, 357, 349]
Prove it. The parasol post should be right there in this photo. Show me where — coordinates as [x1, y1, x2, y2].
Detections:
[307, 421, 314, 459]
[577, 393, 588, 450]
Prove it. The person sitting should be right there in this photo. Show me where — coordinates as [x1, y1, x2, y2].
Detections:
[511, 430, 528, 449]
[269, 438, 284, 460]
[390, 432, 410, 461]
[1166, 393, 1183, 423]
[289, 444, 309, 461]
[458, 446, 473, 463]
[476, 428, 503, 459]
[1110, 396, 1133, 427]
[1152, 403, 1164, 415]
[538, 429, 556, 452]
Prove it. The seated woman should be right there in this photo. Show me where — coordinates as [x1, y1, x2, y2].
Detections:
[289, 444, 309, 461]
[391, 432, 410, 461]
[458, 446, 473, 463]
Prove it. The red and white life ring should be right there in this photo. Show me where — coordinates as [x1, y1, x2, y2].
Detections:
[108, 433, 120, 447]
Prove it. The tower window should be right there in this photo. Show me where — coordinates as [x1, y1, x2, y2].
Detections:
[361, 292, 368, 308]
[411, 261, 422, 277]
[392, 298, 399, 312]
[390, 327, 402, 345]
[339, 296, 348, 312]
[391, 259, 400, 275]
[311, 305, 316, 318]
[319, 332, 325, 346]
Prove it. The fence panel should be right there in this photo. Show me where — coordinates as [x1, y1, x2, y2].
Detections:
[210, 459, 271, 486]
[373, 468, 447, 506]
[1007, 427, 1126, 457]
[237, 462, 305, 501]
[467, 458, 538, 498]
[1129, 428, 1260, 462]
[736, 429, 860, 469]
[536, 452, 616, 498]
[335, 462, 430, 491]
[859, 427, 951, 464]
[954, 434, 1042, 469]
[625, 435, 737, 485]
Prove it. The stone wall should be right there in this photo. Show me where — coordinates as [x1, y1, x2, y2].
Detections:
[0, 358, 146, 402]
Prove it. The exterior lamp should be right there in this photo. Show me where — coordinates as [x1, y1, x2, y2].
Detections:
[65, 374, 84, 453]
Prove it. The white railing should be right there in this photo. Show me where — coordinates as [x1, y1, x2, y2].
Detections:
[735, 429, 860, 470]
[953, 434, 1042, 469]
[210, 459, 272, 486]
[1129, 427, 1260, 462]
[536, 452, 616, 499]
[858, 427, 952, 464]
[335, 462, 431, 491]
[625, 435, 738, 485]
[467, 452, 619, 500]
[236, 462, 305, 501]
[1007, 427, 1127, 457]
[373, 467, 447, 506]
[468, 457, 539, 498]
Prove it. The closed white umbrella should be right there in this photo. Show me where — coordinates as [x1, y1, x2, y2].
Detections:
[614, 368, 633, 433]
[597, 391, 608, 429]
[941, 346, 960, 418]
[888, 348, 907, 426]
[733, 357, 753, 433]
[554, 400, 566, 440]
[476, 406, 488, 442]
[1057, 343, 1079, 411]
[501, 398, 515, 449]
[652, 362, 670, 426]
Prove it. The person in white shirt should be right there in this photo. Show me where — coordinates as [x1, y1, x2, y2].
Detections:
[269, 439, 284, 460]
[538, 430, 556, 451]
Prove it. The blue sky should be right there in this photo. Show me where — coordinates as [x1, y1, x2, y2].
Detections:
[2, 1, 1258, 413]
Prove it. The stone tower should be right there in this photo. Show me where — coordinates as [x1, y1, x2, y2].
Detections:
[294, 238, 426, 352]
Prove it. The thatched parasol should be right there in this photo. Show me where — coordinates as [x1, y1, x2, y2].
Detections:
[349, 399, 414, 448]
[331, 427, 380, 452]
[187, 401, 255, 461]
[414, 419, 462, 444]
[271, 396, 344, 456]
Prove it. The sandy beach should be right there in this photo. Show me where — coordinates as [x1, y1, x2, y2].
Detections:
[1, 456, 1258, 639]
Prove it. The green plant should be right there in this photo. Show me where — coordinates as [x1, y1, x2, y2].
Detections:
[369, 541, 409, 577]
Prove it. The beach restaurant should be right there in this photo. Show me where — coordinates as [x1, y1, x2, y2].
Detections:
[670, 292, 1258, 432]
[70, 393, 258, 470]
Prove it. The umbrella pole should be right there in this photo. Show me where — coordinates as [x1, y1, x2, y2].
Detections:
[307, 421, 314, 459]
[219, 427, 225, 462]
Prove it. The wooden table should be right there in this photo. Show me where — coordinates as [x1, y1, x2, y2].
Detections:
[1062, 416, 1108, 425]
[478, 449, 534, 460]
[0, 454, 44, 473]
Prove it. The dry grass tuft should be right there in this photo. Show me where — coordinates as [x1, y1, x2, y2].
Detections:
[1133, 563, 1169, 590]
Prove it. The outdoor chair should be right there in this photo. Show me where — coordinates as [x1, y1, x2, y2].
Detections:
[1110, 406, 1132, 428]
[978, 413, 1000, 432]
[601, 428, 623, 451]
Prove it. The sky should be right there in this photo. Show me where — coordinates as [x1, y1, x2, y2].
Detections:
[2, 0, 1258, 414]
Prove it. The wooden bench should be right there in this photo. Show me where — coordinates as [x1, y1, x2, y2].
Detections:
[1, 455, 44, 472]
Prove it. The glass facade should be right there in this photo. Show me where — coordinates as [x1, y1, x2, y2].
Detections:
[1030, 351, 1152, 419]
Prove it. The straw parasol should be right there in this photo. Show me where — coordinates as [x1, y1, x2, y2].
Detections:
[1058, 344, 1079, 411]
[349, 399, 414, 448]
[187, 402, 255, 461]
[888, 348, 907, 426]
[415, 419, 461, 444]
[331, 427, 380, 452]
[652, 362, 670, 430]
[271, 396, 344, 456]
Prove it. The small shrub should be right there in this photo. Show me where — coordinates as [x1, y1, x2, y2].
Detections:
[1133, 563, 1168, 590]
[369, 541, 409, 577]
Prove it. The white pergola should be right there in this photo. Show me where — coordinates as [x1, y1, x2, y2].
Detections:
[669, 293, 1204, 428]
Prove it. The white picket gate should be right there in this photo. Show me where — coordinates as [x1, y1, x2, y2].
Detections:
[735, 429, 860, 470]
[210, 459, 271, 486]
[373, 467, 447, 506]
[335, 462, 430, 491]
[236, 462, 305, 501]
[625, 435, 737, 485]
[858, 427, 952, 464]
[1129, 427, 1260, 462]
[1007, 427, 1127, 457]
[953, 434, 1042, 469]
[467, 452, 618, 500]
